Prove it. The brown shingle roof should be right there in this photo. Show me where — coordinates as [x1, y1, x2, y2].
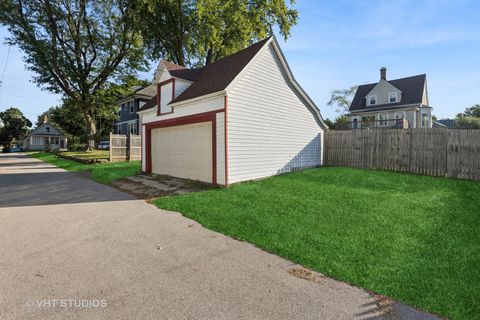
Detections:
[169, 69, 200, 82]
[139, 37, 271, 111]
[162, 61, 187, 71]
[139, 95, 157, 112]
[171, 37, 271, 104]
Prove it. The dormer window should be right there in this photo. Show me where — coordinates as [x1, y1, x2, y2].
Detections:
[368, 95, 376, 106]
[45, 127, 50, 133]
[389, 92, 398, 103]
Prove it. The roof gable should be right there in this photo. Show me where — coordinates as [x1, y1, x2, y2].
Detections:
[350, 74, 427, 112]
[138, 36, 327, 129]
[364, 79, 402, 98]
[30, 122, 65, 136]
[171, 37, 271, 104]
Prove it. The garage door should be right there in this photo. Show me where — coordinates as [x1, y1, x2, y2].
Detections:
[151, 122, 213, 183]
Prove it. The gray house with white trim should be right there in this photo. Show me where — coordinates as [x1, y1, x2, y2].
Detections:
[347, 67, 433, 129]
[23, 120, 67, 151]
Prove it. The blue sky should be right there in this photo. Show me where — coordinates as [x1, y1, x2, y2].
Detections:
[1, 0, 479, 123]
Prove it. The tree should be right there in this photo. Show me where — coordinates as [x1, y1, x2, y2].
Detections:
[136, 0, 298, 67]
[455, 104, 480, 129]
[327, 86, 358, 114]
[0, 107, 32, 148]
[38, 103, 86, 140]
[323, 118, 333, 128]
[455, 117, 480, 129]
[39, 76, 149, 142]
[0, 0, 147, 149]
[457, 104, 480, 118]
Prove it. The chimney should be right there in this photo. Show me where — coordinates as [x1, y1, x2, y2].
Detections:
[380, 67, 387, 80]
[43, 114, 48, 124]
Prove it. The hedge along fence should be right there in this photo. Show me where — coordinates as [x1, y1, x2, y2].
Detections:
[324, 128, 480, 181]
[109, 133, 141, 162]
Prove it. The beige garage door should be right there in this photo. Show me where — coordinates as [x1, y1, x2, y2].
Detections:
[151, 122, 213, 183]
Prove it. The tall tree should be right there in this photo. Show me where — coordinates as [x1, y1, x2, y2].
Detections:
[457, 104, 480, 118]
[327, 86, 358, 114]
[0, 0, 147, 149]
[455, 104, 480, 129]
[136, 0, 298, 67]
[39, 76, 149, 141]
[0, 107, 32, 148]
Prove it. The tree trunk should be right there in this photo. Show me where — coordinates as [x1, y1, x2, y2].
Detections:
[85, 112, 96, 151]
[206, 47, 213, 65]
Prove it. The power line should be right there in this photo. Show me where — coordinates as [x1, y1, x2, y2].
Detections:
[0, 45, 12, 107]
[1, 93, 61, 104]
[0, 46, 10, 81]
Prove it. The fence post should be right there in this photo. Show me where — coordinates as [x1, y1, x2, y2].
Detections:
[127, 134, 131, 161]
[109, 132, 112, 162]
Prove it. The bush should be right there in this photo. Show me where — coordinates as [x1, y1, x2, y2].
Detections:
[455, 116, 480, 129]
[68, 142, 87, 151]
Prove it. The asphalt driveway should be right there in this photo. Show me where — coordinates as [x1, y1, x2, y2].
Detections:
[0, 153, 439, 319]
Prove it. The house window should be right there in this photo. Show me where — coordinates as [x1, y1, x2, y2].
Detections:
[352, 118, 358, 129]
[389, 92, 398, 103]
[119, 104, 124, 116]
[129, 101, 134, 114]
[45, 127, 50, 133]
[421, 113, 428, 127]
[127, 121, 138, 135]
[379, 113, 388, 127]
[368, 95, 376, 105]
[362, 116, 375, 127]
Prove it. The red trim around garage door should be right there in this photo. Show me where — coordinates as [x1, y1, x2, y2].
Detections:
[144, 109, 224, 184]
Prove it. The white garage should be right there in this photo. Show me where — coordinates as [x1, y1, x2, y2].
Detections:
[139, 37, 328, 186]
[150, 121, 214, 183]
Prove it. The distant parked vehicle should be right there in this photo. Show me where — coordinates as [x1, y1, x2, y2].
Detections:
[10, 147, 22, 152]
[97, 141, 110, 150]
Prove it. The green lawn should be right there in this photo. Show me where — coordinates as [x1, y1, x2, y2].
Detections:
[154, 167, 480, 320]
[60, 150, 109, 160]
[30, 152, 140, 183]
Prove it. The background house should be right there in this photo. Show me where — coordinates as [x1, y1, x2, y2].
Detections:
[138, 37, 327, 185]
[436, 119, 456, 128]
[347, 67, 433, 129]
[114, 85, 156, 135]
[23, 117, 67, 150]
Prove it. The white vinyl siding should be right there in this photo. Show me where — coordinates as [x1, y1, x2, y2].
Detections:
[365, 80, 402, 105]
[160, 82, 173, 113]
[227, 44, 323, 184]
[142, 96, 224, 124]
[174, 79, 191, 98]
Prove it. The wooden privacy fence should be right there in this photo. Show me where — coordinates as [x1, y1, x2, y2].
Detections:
[324, 128, 480, 181]
[109, 133, 141, 162]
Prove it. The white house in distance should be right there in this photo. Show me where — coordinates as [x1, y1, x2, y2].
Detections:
[347, 67, 433, 129]
[23, 117, 68, 151]
[138, 36, 328, 186]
